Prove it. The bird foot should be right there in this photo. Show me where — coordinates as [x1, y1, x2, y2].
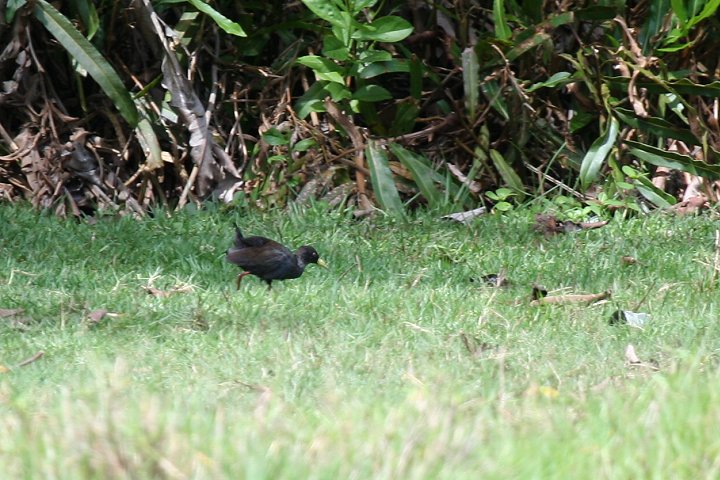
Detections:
[236, 271, 251, 290]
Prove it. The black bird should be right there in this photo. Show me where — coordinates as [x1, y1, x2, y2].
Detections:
[226, 225, 326, 289]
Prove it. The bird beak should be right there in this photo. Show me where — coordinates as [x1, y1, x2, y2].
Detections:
[317, 259, 328, 268]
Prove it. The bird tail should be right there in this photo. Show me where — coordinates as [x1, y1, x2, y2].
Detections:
[233, 223, 244, 246]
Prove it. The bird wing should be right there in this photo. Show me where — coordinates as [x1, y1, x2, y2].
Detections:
[226, 243, 296, 277]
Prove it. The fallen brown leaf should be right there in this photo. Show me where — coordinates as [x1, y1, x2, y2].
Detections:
[88, 309, 108, 323]
[533, 214, 608, 237]
[144, 285, 194, 297]
[17, 351, 44, 368]
[670, 196, 707, 216]
[531, 290, 610, 306]
[0, 308, 24, 318]
[621, 256, 638, 265]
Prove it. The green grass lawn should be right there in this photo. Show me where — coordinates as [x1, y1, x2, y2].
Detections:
[2, 204, 720, 479]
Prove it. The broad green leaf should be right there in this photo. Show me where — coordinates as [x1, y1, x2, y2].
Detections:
[262, 127, 289, 146]
[633, 176, 676, 207]
[687, 0, 720, 28]
[489, 149, 524, 195]
[613, 107, 699, 145]
[493, 0, 511, 40]
[359, 59, 410, 78]
[186, 0, 246, 36]
[366, 140, 403, 212]
[292, 138, 317, 153]
[352, 16, 413, 42]
[494, 201, 514, 212]
[570, 110, 595, 132]
[505, 32, 551, 61]
[481, 81, 509, 120]
[325, 82, 352, 101]
[462, 48, 479, 120]
[297, 55, 345, 84]
[323, 35, 349, 61]
[626, 140, 720, 180]
[352, 85, 392, 102]
[33, 0, 138, 126]
[670, 0, 688, 24]
[301, 0, 344, 27]
[389, 144, 443, 208]
[358, 49, 393, 63]
[579, 117, 619, 187]
[526, 72, 573, 92]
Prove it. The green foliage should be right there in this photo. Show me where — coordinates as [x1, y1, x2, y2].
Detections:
[486, 187, 517, 213]
[295, 0, 413, 122]
[33, 0, 138, 126]
[366, 140, 404, 213]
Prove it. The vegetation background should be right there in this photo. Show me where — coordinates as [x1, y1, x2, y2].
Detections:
[1, 0, 719, 216]
[3, 1, 720, 477]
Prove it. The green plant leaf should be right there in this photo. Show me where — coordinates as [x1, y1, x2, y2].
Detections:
[301, 0, 344, 27]
[6, 0, 27, 23]
[69, 0, 99, 39]
[366, 140, 403, 213]
[606, 77, 720, 97]
[262, 127, 289, 146]
[639, 0, 669, 53]
[292, 138, 317, 153]
[626, 140, 720, 180]
[670, 0, 688, 24]
[297, 55, 345, 84]
[184, 0, 246, 36]
[494, 201, 514, 212]
[493, 0, 512, 40]
[389, 144, 442, 208]
[481, 81, 509, 120]
[633, 176, 676, 208]
[461, 47, 479, 120]
[352, 16, 413, 42]
[687, 0, 720, 28]
[505, 32, 551, 62]
[526, 72, 574, 92]
[613, 107, 699, 145]
[579, 116, 619, 188]
[359, 60, 410, 79]
[135, 115, 163, 170]
[323, 35, 349, 61]
[352, 85, 392, 102]
[489, 149, 524, 195]
[33, 0, 138, 126]
[358, 49, 392, 63]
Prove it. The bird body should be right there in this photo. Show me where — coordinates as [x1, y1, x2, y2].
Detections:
[226, 225, 324, 288]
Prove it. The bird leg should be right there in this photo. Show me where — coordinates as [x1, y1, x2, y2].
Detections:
[265, 280, 273, 290]
[236, 271, 251, 290]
